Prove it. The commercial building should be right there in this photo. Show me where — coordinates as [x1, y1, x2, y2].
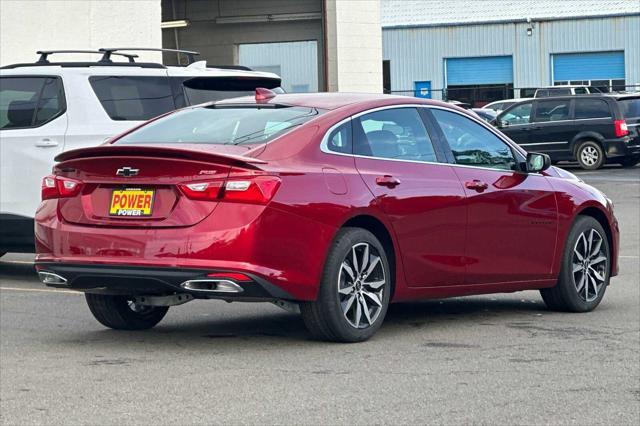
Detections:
[382, 0, 640, 105]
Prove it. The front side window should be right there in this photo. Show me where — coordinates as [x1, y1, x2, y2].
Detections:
[116, 106, 322, 145]
[431, 109, 517, 171]
[0, 77, 65, 129]
[534, 100, 570, 122]
[354, 108, 436, 162]
[500, 102, 532, 125]
[89, 76, 175, 121]
[574, 99, 611, 119]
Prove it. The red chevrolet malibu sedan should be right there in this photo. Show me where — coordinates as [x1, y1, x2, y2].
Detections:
[34, 90, 619, 342]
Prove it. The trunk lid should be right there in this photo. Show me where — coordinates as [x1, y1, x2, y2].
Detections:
[53, 145, 264, 228]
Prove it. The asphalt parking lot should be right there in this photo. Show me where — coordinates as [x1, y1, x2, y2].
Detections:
[1, 165, 638, 425]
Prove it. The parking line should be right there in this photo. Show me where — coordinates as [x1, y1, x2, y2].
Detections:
[0, 287, 81, 295]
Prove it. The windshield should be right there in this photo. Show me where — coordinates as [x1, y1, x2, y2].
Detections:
[619, 98, 640, 119]
[116, 106, 323, 145]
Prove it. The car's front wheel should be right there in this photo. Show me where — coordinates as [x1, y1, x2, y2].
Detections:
[540, 216, 610, 312]
[85, 294, 169, 330]
[301, 227, 391, 342]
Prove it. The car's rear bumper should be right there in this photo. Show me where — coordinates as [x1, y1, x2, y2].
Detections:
[35, 262, 296, 301]
[35, 200, 337, 301]
[603, 136, 640, 159]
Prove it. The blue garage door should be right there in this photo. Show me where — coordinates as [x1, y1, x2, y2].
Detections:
[552, 51, 625, 81]
[446, 56, 513, 85]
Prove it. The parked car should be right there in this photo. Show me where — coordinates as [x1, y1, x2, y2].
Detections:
[484, 97, 533, 113]
[534, 85, 602, 98]
[0, 48, 282, 255]
[471, 108, 498, 123]
[35, 91, 619, 342]
[495, 95, 640, 169]
[447, 100, 472, 109]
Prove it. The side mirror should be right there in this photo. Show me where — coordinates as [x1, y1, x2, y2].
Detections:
[526, 152, 551, 173]
[498, 120, 509, 128]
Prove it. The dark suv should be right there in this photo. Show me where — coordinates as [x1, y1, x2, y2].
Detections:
[495, 94, 640, 169]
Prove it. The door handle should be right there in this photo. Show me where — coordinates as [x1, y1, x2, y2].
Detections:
[35, 138, 59, 148]
[375, 175, 401, 188]
[465, 180, 488, 192]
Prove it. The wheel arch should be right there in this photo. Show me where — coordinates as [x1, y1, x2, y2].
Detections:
[341, 214, 398, 300]
[570, 132, 605, 154]
[575, 205, 615, 276]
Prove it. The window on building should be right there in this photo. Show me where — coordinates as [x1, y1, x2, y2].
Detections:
[574, 99, 611, 119]
[0, 76, 65, 129]
[446, 84, 514, 108]
[89, 76, 175, 121]
[431, 109, 517, 171]
[354, 108, 437, 162]
[383, 60, 391, 94]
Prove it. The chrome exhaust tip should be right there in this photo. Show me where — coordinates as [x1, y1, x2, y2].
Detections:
[38, 271, 68, 286]
[180, 279, 244, 293]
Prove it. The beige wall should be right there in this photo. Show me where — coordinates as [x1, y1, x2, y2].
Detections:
[325, 0, 382, 92]
[0, 0, 161, 65]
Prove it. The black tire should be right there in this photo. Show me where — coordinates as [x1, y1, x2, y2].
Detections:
[540, 216, 610, 312]
[85, 293, 168, 330]
[300, 227, 391, 342]
[618, 156, 640, 168]
[575, 140, 605, 170]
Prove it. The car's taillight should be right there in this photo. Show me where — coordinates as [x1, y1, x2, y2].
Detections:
[614, 119, 629, 137]
[41, 175, 83, 200]
[178, 176, 281, 205]
[177, 181, 223, 201]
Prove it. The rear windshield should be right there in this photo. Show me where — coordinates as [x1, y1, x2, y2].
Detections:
[618, 98, 640, 119]
[116, 106, 323, 145]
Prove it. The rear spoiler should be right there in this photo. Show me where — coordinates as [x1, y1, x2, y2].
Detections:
[55, 145, 267, 167]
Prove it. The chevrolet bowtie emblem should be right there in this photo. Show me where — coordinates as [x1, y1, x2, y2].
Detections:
[116, 167, 139, 177]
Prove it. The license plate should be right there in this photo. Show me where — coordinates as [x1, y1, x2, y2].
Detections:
[109, 189, 154, 217]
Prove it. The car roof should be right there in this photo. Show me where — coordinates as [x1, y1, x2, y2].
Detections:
[214, 92, 446, 111]
[0, 61, 279, 79]
[487, 98, 532, 104]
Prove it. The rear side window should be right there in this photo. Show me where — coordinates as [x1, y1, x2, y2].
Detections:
[89, 76, 176, 121]
[534, 100, 570, 122]
[353, 108, 437, 163]
[116, 106, 322, 145]
[325, 121, 352, 154]
[0, 77, 65, 129]
[618, 98, 640, 119]
[175, 77, 282, 106]
[574, 99, 611, 119]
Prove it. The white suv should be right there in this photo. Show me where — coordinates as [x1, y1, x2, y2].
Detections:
[0, 48, 282, 254]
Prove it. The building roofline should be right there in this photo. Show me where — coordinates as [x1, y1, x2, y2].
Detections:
[382, 11, 640, 30]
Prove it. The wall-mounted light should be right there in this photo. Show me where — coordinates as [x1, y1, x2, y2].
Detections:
[527, 27, 533, 36]
[161, 19, 190, 29]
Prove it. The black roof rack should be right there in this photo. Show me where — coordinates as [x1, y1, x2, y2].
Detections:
[36, 50, 138, 64]
[99, 47, 200, 65]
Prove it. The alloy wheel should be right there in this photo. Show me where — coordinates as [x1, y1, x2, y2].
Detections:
[572, 229, 608, 302]
[338, 242, 386, 329]
[580, 146, 600, 167]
